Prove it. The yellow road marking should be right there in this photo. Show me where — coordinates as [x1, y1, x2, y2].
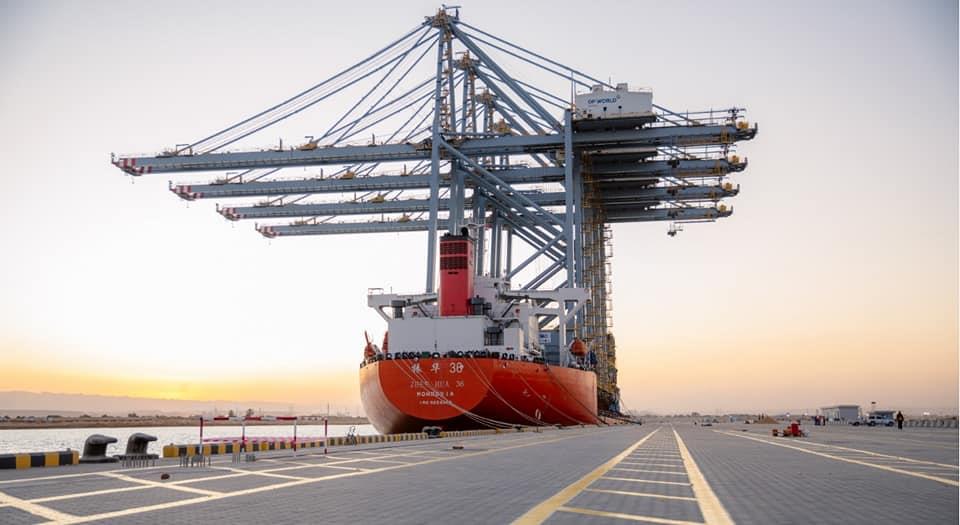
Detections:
[0, 490, 76, 523]
[557, 505, 703, 524]
[584, 487, 697, 501]
[511, 427, 660, 524]
[612, 467, 687, 475]
[717, 431, 959, 487]
[57, 426, 619, 524]
[674, 428, 734, 525]
[602, 476, 692, 486]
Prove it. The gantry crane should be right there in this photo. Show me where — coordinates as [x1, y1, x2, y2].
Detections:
[112, 7, 757, 413]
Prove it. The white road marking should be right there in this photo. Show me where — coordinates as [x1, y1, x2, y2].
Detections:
[583, 487, 698, 502]
[556, 505, 703, 524]
[621, 460, 686, 467]
[601, 476, 692, 486]
[218, 467, 308, 481]
[0, 490, 75, 522]
[717, 431, 959, 487]
[98, 472, 223, 497]
[793, 439, 958, 469]
[30, 484, 152, 503]
[511, 428, 660, 524]
[54, 427, 619, 524]
[611, 467, 688, 475]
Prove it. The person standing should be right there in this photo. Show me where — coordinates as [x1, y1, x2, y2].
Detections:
[895, 410, 905, 430]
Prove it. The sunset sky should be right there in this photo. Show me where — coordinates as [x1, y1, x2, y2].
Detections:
[1, 1, 956, 415]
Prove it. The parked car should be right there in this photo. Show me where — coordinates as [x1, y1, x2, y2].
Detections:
[867, 414, 895, 427]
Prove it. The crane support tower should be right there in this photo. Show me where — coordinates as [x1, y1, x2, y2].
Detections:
[111, 7, 757, 414]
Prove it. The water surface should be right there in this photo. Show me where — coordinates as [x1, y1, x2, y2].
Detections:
[0, 424, 377, 455]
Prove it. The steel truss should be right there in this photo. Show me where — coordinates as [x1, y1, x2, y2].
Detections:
[112, 8, 757, 412]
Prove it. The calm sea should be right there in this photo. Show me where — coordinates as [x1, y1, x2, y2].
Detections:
[0, 424, 377, 455]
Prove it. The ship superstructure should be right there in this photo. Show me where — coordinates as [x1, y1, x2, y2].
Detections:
[111, 7, 757, 428]
[368, 231, 587, 364]
[360, 230, 599, 432]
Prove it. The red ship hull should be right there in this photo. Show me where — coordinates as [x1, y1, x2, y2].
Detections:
[360, 357, 598, 434]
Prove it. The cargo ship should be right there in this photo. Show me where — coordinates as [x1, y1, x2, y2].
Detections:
[360, 230, 600, 434]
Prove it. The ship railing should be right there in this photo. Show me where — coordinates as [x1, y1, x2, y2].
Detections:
[650, 107, 747, 129]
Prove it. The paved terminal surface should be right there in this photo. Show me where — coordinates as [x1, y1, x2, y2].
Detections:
[0, 423, 956, 524]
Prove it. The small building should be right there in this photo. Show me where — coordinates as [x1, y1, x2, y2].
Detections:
[821, 405, 860, 422]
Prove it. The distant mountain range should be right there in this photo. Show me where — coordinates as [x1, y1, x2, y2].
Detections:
[0, 391, 339, 417]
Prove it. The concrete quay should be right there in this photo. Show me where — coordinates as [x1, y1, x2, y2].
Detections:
[0, 423, 956, 524]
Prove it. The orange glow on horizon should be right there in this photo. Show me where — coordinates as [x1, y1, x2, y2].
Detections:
[2, 359, 360, 408]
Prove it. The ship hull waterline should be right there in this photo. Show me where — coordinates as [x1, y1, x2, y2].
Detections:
[360, 357, 598, 434]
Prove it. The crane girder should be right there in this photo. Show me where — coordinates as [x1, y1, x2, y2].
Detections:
[604, 206, 732, 223]
[223, 192, 563, 220]
[171, 167, 564, 200]
[257, 205, 731, 237]
[221, 184, 736, 220]
[171, 157, 741, 201]
[114, 124, 756, 176]
[590, 158, 747, 178]
[111, 8, 759, 416]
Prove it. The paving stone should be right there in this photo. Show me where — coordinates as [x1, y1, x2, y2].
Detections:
[0, 475, 136, 500]
[185, 474, 295, 492]
[42, 487, 196, 517]
[0, 424, 954, 524]
[0, 506, 46, 525]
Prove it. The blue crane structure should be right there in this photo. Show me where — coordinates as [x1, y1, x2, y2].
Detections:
[111, 7, 757, 413]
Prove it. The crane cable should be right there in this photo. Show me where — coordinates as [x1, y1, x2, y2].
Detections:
[187, 25, 432, 154]
[198, 35, 424, 153]
[191, 25, 430, 152]
[325, 32, 440, 145]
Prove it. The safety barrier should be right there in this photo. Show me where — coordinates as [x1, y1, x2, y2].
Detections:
[904, 419, 958, 429]
[0, 450, 79, 469]
[162, 427, 529, 458]
[163, 439, 325, 458]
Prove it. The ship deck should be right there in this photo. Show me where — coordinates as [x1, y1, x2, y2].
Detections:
[0, 423, 956, 524]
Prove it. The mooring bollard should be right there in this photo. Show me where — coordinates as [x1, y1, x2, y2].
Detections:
[118, 433, 159, 468]
[80, 434, 119, 463]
